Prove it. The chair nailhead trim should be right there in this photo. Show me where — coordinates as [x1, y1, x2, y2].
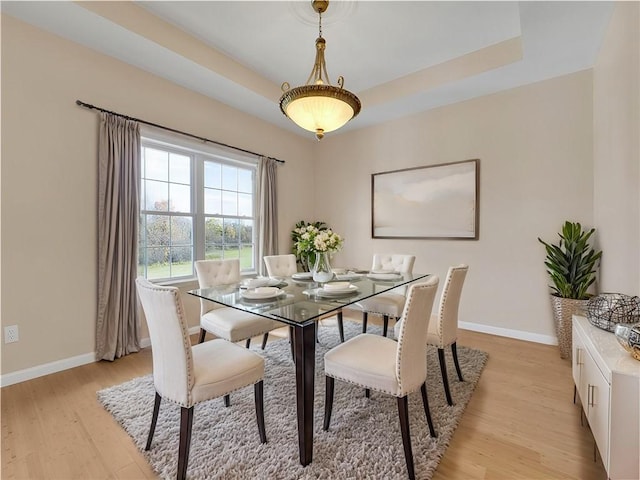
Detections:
[193, 377, 265, 406]
[430, 265, 467, 349]
[326, 372, 397, 397]
[325, 372, 421, 398]
[142, 281, 194, 408]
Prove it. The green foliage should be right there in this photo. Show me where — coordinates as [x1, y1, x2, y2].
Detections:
[143, 246, 254, 279]
[142, 214, 255, 278]
[144, 214, 192, 265]
[538, 221, 602, 299]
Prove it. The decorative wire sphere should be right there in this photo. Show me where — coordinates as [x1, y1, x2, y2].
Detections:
[586, 293, 640, 332]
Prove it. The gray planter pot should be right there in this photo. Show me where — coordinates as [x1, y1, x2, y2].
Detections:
[550, 296, 589, 360]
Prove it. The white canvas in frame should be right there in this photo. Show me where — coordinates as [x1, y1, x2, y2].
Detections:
[371, 159, 479, 239]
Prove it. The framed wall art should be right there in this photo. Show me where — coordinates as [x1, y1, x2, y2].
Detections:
[371, 159, 479, 240]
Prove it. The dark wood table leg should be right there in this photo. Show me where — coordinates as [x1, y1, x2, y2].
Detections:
[292, 322, 317, 466]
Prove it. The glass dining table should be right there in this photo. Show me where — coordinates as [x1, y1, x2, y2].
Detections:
[188, 271, 431, 467]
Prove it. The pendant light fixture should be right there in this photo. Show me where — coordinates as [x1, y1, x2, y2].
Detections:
[279, 0, 361, 141]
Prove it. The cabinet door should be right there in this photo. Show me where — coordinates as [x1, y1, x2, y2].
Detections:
[572, 325, 587, 403]
[584, 351, 611, 470]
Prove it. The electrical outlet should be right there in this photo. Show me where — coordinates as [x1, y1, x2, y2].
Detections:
[4, 325, 19, 343]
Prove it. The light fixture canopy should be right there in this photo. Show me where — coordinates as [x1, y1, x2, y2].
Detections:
[279, 0, 361, 140]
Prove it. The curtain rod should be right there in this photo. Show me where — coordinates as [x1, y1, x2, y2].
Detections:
[75, 100, 285, 164]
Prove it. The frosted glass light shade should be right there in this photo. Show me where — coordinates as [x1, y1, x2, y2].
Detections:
[280, 84, 361, 140]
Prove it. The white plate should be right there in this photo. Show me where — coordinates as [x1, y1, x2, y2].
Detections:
[292, 272, 313, 280]
[367, 273, 402, 281]
[241, 288, 285, 300]
[317, 285, 359, 297]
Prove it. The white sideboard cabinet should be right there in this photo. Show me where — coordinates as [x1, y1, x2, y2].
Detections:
[572, 315, 640, 480]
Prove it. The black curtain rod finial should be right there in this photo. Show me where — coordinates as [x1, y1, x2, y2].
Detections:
[75, 99, 285, 164]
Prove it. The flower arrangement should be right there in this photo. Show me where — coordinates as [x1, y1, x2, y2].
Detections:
[312, 228, 343, 253]
[291, 220, 343, 271]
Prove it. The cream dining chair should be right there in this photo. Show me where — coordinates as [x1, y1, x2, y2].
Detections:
[263, 254, 298, 278]
[135, 277, 267, 480]
[195, 259, 281, 406]
[323, 276, 439, 480]
[355, 253, 416, 337]
[195, 258, 281, 351]
[263, 254, 298, 357]
[264, 254, 345, 343]
[395, 264, 468, 406]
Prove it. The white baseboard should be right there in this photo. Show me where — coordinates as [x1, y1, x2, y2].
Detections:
[0, 352, 96, 387]
[459, 321, 558, 346]
[0, 326, 203, 388]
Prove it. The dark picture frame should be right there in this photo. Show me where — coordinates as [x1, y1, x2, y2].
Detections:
[371, 159, 479, 240]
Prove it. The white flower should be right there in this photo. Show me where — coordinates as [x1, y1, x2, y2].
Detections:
[292, 221, 343, 259]
[311, 229, 342, 253]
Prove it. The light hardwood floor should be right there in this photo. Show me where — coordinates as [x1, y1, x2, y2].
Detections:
[1, 315, 607, 480]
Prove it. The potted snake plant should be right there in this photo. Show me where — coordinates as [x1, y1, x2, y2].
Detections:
[538, 221, 602, 360]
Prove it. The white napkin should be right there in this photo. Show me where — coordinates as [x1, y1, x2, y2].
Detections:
[323, 282, 351, 291]
[243, 277, 270, 288]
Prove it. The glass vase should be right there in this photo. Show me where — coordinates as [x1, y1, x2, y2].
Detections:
[302, 252, 316, 272]
[312, 252, 334, 283]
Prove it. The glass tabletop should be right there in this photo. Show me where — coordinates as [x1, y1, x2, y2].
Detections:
[188, 272, 432, 327]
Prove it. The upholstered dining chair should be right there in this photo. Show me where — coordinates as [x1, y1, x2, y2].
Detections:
[395, 264, 469, 406]
[323, 276, 439, 480]
[135, 277, 267, 480]
[263, 254, 298, 356]
[264, 254, 345, 343]
[355, 253, 416, 337]
[195, 259, 281, 351]
[263, 254, 298, 278]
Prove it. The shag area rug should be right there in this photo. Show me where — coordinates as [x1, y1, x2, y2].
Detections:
[98, 321, 487, 479]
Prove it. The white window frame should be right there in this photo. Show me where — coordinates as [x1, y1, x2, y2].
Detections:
[139, 127, 259, 282]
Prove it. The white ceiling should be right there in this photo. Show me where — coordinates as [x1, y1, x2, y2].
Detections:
[2, 1, 614, 140]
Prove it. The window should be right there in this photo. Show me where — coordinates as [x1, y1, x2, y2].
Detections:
[138, 134, 257, 281]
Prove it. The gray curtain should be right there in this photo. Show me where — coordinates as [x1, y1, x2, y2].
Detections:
[96, 113, 141, 361]
[257, 157, 278, 275]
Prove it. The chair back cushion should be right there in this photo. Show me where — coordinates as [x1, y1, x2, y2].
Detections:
[135, 277, 194, 406]
[195, 259, 241, 315]
[263, 254, 297, 277]
[371, 254, 415, 274]
[436, 264, 468, 347]
[195, 259, 241, 287]
[395, 276, 439, 395]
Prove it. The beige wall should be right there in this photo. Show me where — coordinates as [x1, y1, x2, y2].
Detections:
[315, 71, 595, 341]
[0, 15, 315, 375]
[593, 2, 640, 296]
